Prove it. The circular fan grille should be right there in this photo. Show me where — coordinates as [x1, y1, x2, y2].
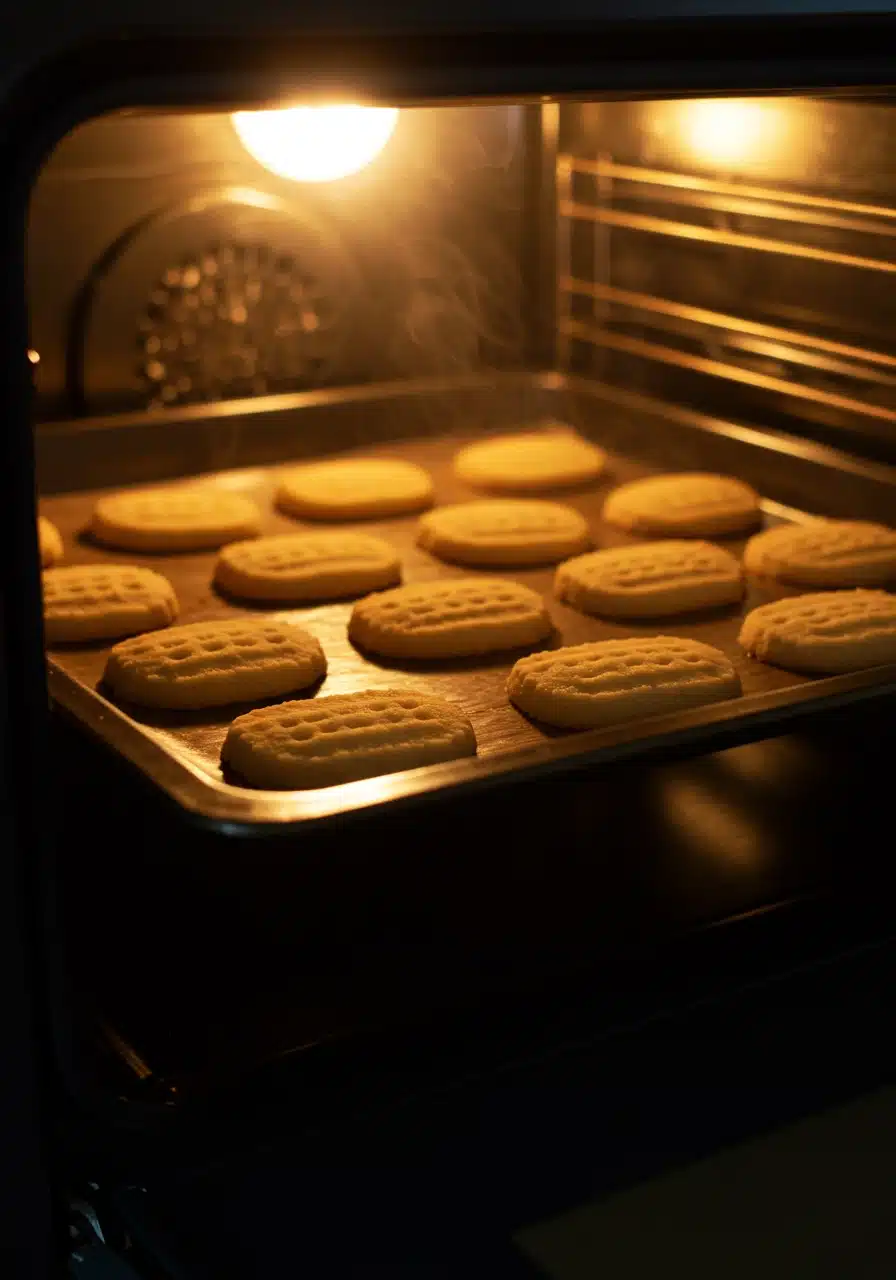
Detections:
[136, 242, 339, 409]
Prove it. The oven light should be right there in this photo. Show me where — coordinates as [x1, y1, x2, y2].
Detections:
[679, 99, 774, 167]
[232, 105, 398, 183]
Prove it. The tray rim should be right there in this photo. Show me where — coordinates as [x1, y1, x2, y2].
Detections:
[47, 642, 896, 836]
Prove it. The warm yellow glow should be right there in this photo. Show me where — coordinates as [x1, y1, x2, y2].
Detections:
[680, 99, 776, 167]
[232, 105, 398, 183]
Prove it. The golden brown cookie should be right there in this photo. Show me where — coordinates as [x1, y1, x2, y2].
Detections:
[417, 500, 590, 567]
[555, 540, 743, 618]
[276, 458, 433, 520]
[215, 532, 401, 602]
[743, 520, 896, 588]
[349, 577, 552, 659]
[90, 486, 261, 552]
[222, 688, 476, 789]
[738, 590, 896, 674]
[38, 516, 63, 567]
[507, 636, 741, 728]
[454, 428, 606, 493]
[603, 473, 760, 537]
[104, 618, 326, 709]
[43, 564, 178, 644]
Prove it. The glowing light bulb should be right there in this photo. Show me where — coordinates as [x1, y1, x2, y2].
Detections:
[680, 99, 774, 167]
[232, 105, 398, 183]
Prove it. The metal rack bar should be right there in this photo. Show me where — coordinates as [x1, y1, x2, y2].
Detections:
[560, 201, 896, 276]
[559, 280, 896, 371]
[561, 318, 896, 426]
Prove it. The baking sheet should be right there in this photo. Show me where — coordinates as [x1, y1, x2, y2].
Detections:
[41, 401, 896, 829]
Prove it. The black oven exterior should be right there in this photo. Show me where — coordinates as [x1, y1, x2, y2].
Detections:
[4, 5, 896, 1277]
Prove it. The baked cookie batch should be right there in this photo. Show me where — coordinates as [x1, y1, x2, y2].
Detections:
[38, 426, 896, 790]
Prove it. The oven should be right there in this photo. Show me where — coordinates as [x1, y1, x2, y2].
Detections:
[4, 7, 896, 1277]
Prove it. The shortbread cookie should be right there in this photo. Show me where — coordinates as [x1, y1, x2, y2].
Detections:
[418, 500, 591, 567]
[222, 688, 476, 789]
[738, 590, 896, 674]
[276, 458, 433, 521]
[555, 540, 743, 618]
[349, 577, 552, 659]
[43, 564, 178, 644]
[38, 516, 63, 567]
[508, 635, 741, 728]
[104, 618, 326, 709]
[743, 520, 896, 588]
[603, 473, 761, 537]
[454, 428, 606, 493]
[90, 486, 261, 552]
[215, 532, 401, 602]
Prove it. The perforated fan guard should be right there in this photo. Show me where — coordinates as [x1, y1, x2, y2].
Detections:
[71, 187, 366, 414]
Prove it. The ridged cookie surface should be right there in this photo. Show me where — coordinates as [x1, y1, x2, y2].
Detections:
[555, 540, 743, 618]
[418, 499, 590, 567]
[276, 458, 433, 520]
[603, 473, 760, 537]
[454, 428, 606, 492]
[743, 520, 896, 587]
[90, 487, 261, 552]
[222, 688, 476, 789]
[738, 589, 896, 673]
[38, 516, 63, 567]
[43, 564, 178, 644]
[508, 635, 741, 728]
[104, 618, 326, 709]
[215, 532, 401, 602]
[349, 577, 552, 659]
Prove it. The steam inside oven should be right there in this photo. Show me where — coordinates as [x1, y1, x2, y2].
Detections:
[28, 106, 525, 420]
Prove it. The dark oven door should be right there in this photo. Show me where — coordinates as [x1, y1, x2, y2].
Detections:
[5, 9, 896, 1280]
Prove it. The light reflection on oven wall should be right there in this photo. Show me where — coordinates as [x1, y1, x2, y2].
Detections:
[27, 103, 526, 422]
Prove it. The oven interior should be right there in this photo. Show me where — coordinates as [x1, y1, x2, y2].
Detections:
[29, 94, 896, 1162]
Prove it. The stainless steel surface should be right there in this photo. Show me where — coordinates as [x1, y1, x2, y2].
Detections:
[39, 375, 896, 831]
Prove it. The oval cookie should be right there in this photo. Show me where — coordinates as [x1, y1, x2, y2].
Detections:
[38, 516, 63, 567]
[215, 532, 401, 602]
[454, 428, 606, 493]
[43, 564, 178, 644]
[603, 473, 760, 537]
[104, 618, 326, 709]
[743, 520, 896, 588]
[276, 458, 433, 521]
[508, 636, 741, 728]
[738, 589, 896, 674]
[90, 487, 261, 552]
[418, 500, 591, 567]
[555, 540, 743, 618]
[349, 577, 552, 659]
[222, 689, 476, 790]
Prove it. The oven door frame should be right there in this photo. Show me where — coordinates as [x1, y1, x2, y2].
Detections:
[5, 17, 896, 1274]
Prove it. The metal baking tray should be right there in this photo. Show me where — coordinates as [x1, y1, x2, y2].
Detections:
[38, 372, 896, 831]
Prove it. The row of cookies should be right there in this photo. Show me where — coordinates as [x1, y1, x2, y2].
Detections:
[98, 582, 896, 790]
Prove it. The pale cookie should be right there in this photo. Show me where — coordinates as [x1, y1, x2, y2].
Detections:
[215, 532, 401, 602]
[90, 486, 261, 552]
[349, 577, 552, 659]
[743, 520, 896, 588]
[43, 564, 178, 644]
[38, 516, 63, 567]
[508, 636, 741, 729]
[104, 619, 326, 710]
[738, 590, 896, 674]
[603, 473, 760, 537]
[222, 688, 476, 790]
[417, 500, 591, 567]
[555, 540, 743, 618]
[276, 458, 433, 521]
[454, 427, 606, 493]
